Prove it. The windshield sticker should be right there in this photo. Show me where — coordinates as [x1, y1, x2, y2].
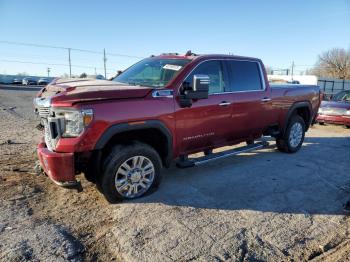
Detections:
[163, 64, 182, 71]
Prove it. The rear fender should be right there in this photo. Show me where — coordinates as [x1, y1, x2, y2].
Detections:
[282, 101, 312, 134]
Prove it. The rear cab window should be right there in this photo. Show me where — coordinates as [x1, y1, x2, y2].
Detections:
[226, 60, 264, 92]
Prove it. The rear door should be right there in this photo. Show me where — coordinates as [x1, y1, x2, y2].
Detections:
[225, 60, 274, 139]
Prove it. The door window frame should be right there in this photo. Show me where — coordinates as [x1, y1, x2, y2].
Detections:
[179, 58, 266, 96]
[180, 59, 231, 95]
[224, 59, 266, 93]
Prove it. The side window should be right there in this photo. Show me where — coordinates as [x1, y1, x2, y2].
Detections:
[184, 61, 225, 94]
[227, 60, 263, 91]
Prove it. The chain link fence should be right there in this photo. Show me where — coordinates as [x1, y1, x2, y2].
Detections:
[318, 78, 350, 95]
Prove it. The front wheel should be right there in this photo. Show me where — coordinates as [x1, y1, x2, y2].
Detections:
[276, 115, 305, 153]
[99, 142, 162, 203]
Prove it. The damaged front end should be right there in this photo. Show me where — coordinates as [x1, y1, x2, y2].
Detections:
[33, 97, 82, 189]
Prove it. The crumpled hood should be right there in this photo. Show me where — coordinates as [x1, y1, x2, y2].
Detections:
[39, 78, 152, 105]
[320, 100, 350, 110]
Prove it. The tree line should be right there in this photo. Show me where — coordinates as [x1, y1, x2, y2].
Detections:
[311, 47, 350, 79]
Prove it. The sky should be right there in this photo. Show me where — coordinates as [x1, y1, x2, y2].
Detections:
[0, 0, 349, 77]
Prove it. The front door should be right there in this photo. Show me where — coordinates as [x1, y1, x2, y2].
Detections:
[175, 60, 233, 154]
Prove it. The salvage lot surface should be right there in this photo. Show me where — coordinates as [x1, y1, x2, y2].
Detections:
[0, 87, 350, 261]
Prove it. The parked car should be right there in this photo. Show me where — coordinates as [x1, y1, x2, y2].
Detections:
[12, 78, 22, 85]
[22, 77, 37, 85]
[86, 74, 105, 80]
[34, 52, 321, 202]
[38, 78, 49, 86]
[317, 90, 350, 128]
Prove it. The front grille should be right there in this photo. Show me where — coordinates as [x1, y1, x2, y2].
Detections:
[34, 97, 51, 118]
[38, 106, 50, 117]
[321, 108, 347, 116]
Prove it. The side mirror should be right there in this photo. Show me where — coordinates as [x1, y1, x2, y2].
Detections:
[179, 75, 210, 107]
[184, 74, 209, 99]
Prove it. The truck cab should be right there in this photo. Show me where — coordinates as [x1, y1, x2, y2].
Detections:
[35, 52, 320, 202]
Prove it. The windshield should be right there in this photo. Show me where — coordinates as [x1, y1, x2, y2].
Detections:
[332, 91, 350, 102]
[113, 58, 190, 88]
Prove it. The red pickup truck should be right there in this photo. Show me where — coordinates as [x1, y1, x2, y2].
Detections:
[34, 52, 321, 202]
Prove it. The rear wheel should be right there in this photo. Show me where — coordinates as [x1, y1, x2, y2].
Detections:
[346, 125, 350, 129]
[319, 122, 325, 126]
[99, 142, 162, 203]
[276, 115, 305, 153]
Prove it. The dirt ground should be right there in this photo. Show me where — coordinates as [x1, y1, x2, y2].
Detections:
[1, 86, 350, 261]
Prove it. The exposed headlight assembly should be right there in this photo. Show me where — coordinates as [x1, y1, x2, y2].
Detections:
[53, 108, 93, 137]
[345, 110, 350, 116]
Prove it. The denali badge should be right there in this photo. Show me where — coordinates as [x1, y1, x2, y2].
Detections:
[183, 132, 215, 141]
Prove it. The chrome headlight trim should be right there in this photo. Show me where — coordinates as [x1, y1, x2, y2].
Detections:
[34, 97, 51, 108]
[51, 107, 93, 138]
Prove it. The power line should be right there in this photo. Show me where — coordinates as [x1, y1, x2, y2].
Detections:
[0, 58, 111, 71]
[0, 40, 144, 58]
[107, 52, 144, 59]
[0, 40, 66, 50]
[0, 40, 144, 76]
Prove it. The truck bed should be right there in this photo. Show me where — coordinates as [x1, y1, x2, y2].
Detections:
[269, 84, 321, 129]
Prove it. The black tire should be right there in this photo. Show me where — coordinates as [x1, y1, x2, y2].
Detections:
[99, 142, 162, 203]
[84, 170, 97, 183]
[345, 125, 350, 129]
[276, 115, 305, 153]
[319, 122, 325, 126]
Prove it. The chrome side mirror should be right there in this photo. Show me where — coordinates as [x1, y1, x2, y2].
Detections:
[185, 74, 209, 99]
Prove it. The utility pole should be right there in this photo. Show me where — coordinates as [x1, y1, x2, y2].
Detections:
[68, 48, 72, 78]
[291, 61, 294, 81]
[94, 67, 97, 75]
[47, 67, 51, 77]
[103, 48, 107, 79]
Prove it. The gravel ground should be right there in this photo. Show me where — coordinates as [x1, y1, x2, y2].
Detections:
[0, 86, 350, 261]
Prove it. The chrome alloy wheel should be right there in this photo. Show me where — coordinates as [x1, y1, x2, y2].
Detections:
[289, 122, 303, 148]
[115, 156, 155, 198]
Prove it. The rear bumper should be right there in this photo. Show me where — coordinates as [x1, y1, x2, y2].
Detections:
[37, 139, 77, 187]
[317, 114, 350, 125]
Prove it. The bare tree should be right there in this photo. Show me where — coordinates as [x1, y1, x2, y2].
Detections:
[80, 72, 87, 78]
[312, 48, 350, 79]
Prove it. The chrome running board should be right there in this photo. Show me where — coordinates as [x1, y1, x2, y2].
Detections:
[176, 141, 269, 168]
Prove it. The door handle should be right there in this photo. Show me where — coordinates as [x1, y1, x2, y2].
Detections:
[218, 101, 231, 106]
[261, 97, 271, 102]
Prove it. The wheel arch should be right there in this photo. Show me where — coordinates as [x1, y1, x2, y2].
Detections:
[94, 120, 173, 169]
[282, 101, 312, 134]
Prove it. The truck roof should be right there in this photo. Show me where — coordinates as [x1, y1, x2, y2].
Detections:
[155, 53, 261, 62]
